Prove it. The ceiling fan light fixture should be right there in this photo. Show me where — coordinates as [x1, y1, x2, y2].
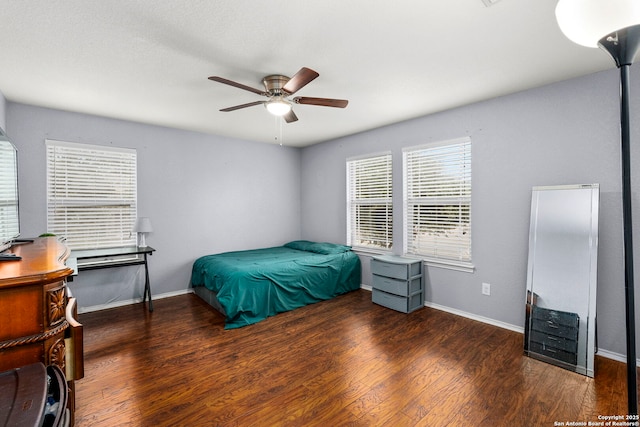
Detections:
[265, 99, 292, 116]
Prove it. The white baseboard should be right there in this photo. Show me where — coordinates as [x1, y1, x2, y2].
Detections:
[77, 288, 194, 314]
[361, 285, 521, 333]
[595, 348, 640, 365]
[423, 300, 523, 333]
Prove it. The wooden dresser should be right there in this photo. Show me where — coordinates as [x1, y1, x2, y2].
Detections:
[0, 237, 83, 424]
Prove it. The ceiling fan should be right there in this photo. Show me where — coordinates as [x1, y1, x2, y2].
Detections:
[208, 67, 348, 123]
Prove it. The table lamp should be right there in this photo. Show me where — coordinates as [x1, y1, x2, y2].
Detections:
[133, 217, 153, 247]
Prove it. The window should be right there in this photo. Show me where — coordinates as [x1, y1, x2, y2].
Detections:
[46, 140, 137, 250]
[0, 137, 19, 250]
[403, 137, 472, 267]
[347, 153, 393, 250]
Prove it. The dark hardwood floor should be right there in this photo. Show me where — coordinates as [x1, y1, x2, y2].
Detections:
[74, 290, 633, 426]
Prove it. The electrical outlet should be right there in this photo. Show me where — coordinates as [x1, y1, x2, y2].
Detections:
[482, 282, 491, 296]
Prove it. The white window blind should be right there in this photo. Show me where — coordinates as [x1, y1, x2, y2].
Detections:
[0, 139, 19, 245]
[347, 153, 393, 250]
[46, 140, 137, 250]
[403, 137, 471, 263]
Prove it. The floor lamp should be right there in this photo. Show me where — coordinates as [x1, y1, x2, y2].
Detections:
[556, 0, 640, 415]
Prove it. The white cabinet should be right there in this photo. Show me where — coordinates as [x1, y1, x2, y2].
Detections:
[371, 255, 423, 313]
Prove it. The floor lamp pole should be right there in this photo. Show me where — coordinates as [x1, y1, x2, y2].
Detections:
[599, 25, 640, 416]
[620, 61, 639, 417]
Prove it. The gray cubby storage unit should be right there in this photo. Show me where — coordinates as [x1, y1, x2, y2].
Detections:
[371, 255, 423, 313]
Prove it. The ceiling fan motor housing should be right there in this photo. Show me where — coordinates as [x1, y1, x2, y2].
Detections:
[263, 75, 290, 96]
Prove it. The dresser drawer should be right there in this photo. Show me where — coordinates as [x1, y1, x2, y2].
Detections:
[372, 289, 423, 313]
[531, 306, 579, 341]
[372, 275, 422, 297]
[532, 306, 578, 328]
[371, 257, 421, 280]
[529, 341, 578, 365]
[531, 318, 579, 340]
[530, 330, 578, 353]
[0, 285, 42, 341]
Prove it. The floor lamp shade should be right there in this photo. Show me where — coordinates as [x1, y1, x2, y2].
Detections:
[556, 0, 640, 47]
[134, 217, 153, 247]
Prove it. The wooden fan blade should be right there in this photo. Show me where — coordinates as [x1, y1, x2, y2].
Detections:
[208, 76, 266, 96]
[293, 97, 348, 108]
[220, 101, 265, 112]
[282, 67, 319, 95]
[283, 109, 298, 123]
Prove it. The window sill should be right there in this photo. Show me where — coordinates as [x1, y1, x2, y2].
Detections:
[351, 249, 475, 273]
[421, 257, 475, 273]
[351, 247, 393, 257]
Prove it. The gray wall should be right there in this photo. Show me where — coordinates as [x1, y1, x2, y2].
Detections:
[300, 67, 633, 358]
[7, 103, 301, 309]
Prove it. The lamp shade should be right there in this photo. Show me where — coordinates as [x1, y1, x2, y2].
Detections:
[556, 0, 640, 47]
[133, 217, 153, 233]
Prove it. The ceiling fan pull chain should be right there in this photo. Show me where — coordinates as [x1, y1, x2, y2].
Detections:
[273, 114, 284, 146]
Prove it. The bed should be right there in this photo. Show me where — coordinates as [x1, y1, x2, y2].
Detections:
[190, 240, 362, 329]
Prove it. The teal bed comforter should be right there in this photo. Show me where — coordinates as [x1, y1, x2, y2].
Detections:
[190, 240, 362, 329]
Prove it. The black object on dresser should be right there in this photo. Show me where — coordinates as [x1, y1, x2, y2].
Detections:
[371, 255, 424, 313]
[528, 305, 579, 366]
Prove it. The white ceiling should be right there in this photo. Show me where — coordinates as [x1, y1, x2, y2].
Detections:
[0, 0, 614, 147]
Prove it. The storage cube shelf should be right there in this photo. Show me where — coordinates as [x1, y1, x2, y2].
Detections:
[371, 255, 424, 313]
